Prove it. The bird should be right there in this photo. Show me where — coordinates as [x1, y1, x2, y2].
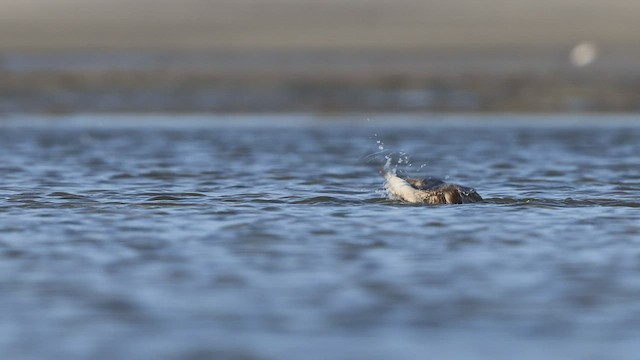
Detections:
[383, 170, 482, 204]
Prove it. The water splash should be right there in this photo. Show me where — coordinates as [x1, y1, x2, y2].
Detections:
[363, 133, 392, 165]
[375, 133, 384, 151]
[364, 133, 428, 176]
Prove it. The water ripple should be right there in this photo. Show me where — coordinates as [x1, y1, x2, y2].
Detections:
[1, 116, 639, 360]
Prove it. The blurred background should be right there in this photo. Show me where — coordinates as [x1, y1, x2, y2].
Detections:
[2, 0, 640, 113]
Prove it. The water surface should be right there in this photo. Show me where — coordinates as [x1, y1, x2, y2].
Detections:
[1, 114, 639, 359]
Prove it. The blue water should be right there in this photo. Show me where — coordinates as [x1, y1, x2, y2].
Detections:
[1, 114, 639, 359]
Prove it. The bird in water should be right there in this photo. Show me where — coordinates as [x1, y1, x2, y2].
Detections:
[383, 170, 482, 204]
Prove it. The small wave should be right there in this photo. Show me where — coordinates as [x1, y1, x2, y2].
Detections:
[0, 166, 25, 173]
[7, 193, 43, 202]
[146, 195, 183, 201]
[48, 191, 86, 199]
[136, 202, 199, 207]
[249, 199, 287, 204]
[139, 171, 198, 179]
[175, 192, 207, 197]
[141, 192, 207, 202]
[292, 196, 343, 204]
[139, 193, 209, 206]
[291, 196, 387, 205]
[140, 171, 176, 179]
[140, 192, 204, 196]
[47, 192, 96, 202]
[110, 172, 135, 180]
[486, 197, 640, 208]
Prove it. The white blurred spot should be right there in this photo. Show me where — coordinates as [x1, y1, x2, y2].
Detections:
[570, 41, 598, 67]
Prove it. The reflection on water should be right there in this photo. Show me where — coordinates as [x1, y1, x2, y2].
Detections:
[1, 114, 640, 359]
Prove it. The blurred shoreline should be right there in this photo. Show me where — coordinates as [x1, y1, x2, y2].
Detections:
[2, 50, 640, 114]
[3, 0, 640, 114]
